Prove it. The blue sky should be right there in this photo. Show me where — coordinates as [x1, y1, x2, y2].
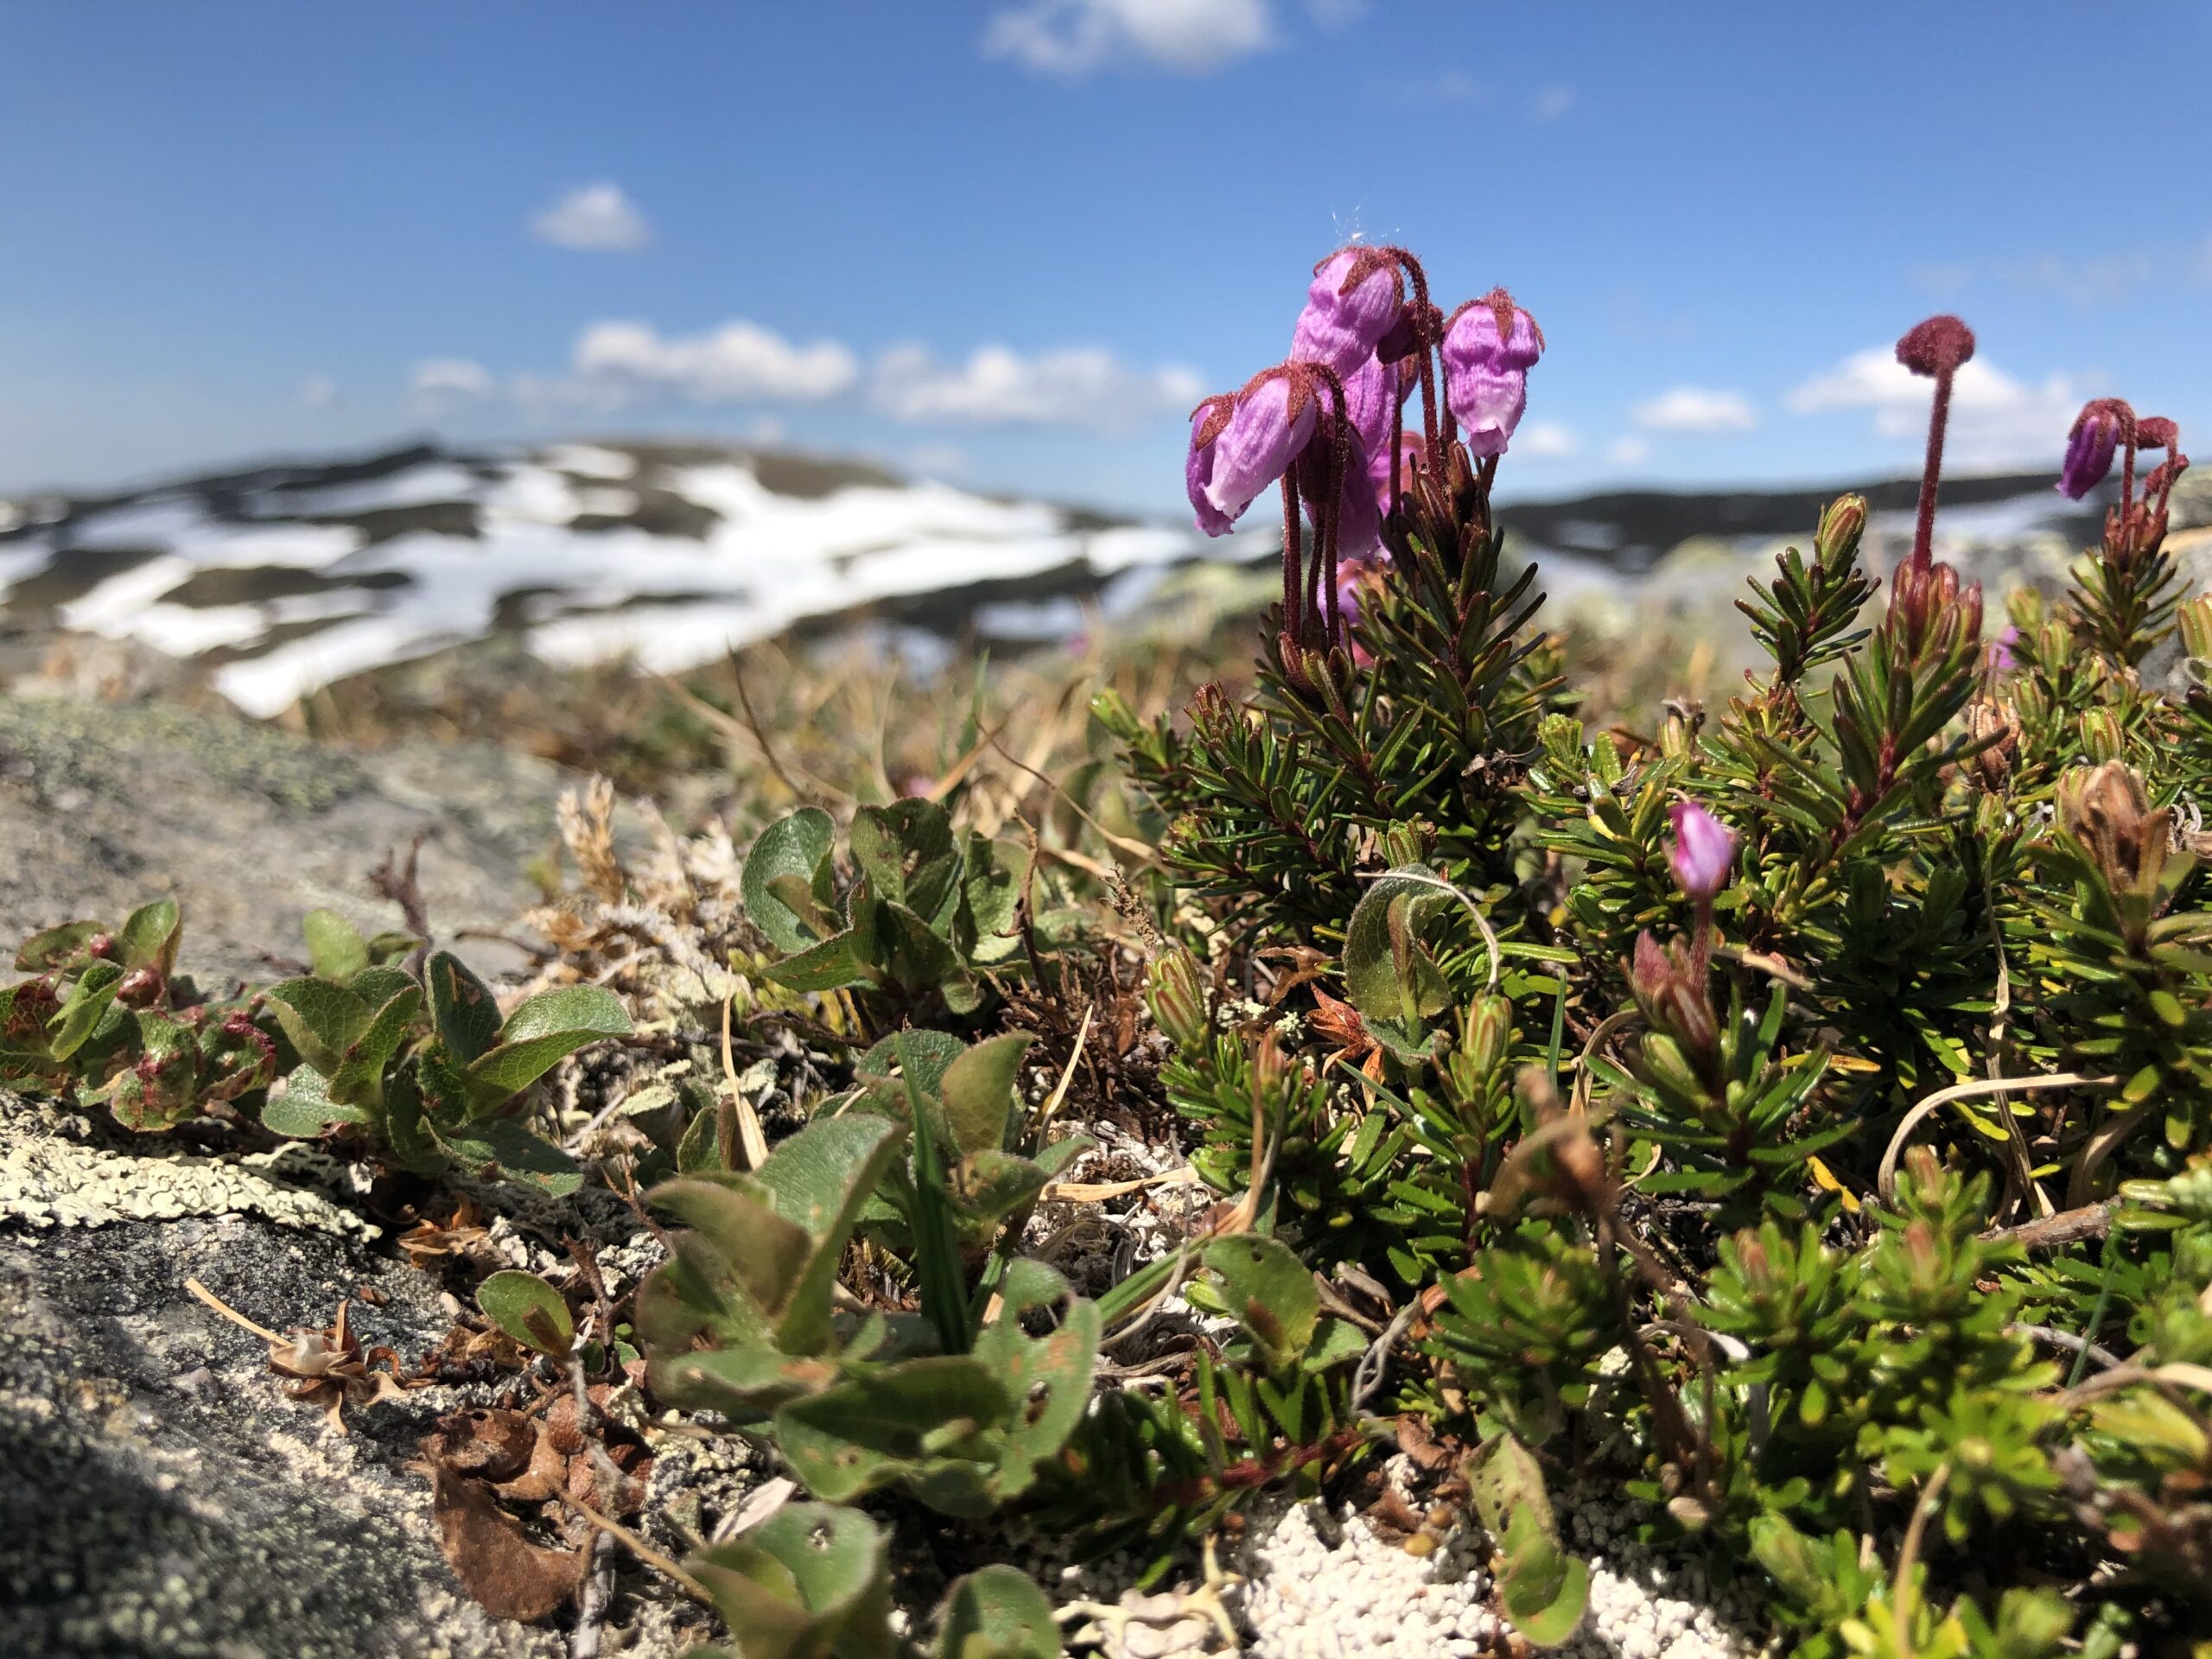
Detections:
[2, 1, 2208, 515]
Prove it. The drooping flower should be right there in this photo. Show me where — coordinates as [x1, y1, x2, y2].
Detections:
[1193, 370, 1319, 529]
[2057, 398, 2132, 500]
[1291, 246, 1407, 379]
[1297, 353, 1402, 560]
[1185, 394, 1239, 536]
[1441, 289, 1544, 457]
[1666, 801, 1738, 901]
[1895, 315, 1975, 574]
[2134, 416, 2177, 453]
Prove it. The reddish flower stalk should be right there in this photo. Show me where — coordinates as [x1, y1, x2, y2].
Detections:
[1895, 315, 1976, 575]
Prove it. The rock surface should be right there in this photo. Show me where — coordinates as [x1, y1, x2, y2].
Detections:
[0, 692, 557, 987]
[0, 1135, 559, 1657]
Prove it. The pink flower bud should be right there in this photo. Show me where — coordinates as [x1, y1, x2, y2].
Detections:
[1666, 802, 1737, 900]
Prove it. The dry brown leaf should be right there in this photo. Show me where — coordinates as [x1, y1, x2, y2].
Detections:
[429, 1463, 588, 1623]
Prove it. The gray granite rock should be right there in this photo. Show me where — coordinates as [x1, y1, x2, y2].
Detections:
[0, 693, 556, 988]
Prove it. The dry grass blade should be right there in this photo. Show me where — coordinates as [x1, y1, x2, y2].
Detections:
[718, 991, 770, 1171]
[1877, 1071, 2118, 1205]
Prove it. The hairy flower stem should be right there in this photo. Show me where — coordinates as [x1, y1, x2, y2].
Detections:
[1909, 365, 1955, 575]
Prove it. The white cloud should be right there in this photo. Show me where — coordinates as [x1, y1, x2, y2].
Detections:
[870, 343, 1204, 433]
[489, 320, 1203, 436]
[410, 359, 495, 398]
[1516, 421, 1579, 458]
[983, 0, 1271, 75]
[531, 182, 652, 253]
[1632, 386, 1758, 435]
[1606, 435, 1652, 467]
[1530, 83, 1574, 120]
[572, 319, 861, 403]
[299, 375, 336, 409]
[1787, 346, 2083, 467]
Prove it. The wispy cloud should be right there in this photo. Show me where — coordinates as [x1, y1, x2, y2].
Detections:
[1913, 232, 2212, 309]
[572, 320, 861, 402]
[531, 182, 653, 253]
[1516, 421, 1579, 459]
[298, 375, 337, 409]
[1788, 346, 2083, 467]
[872, 343, 1203, 432]
[1392, 67, 1484, 105]
[1530, 83, 1574, 120]
[1910, 262, 1973, 301]
[906, 443, 970, 479]
[1632, 386, 1758, 435]
[983, 0, 1272, 75]
[2004, 250, 2158, 309]
[410, 359, 495, 398]
[480, 319, 1203, 436]
[1606, 435, 1652, 467]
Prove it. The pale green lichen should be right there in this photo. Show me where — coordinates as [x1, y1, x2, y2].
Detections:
[0, 1100, 378, 1239]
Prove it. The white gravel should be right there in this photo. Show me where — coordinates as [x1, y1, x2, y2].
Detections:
[1051, 1481, 1770, 1659]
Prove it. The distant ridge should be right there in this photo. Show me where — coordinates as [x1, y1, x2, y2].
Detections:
[0, 439, 2107, 716]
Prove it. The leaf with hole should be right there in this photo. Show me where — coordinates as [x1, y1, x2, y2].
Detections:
[14, 921, 104, 972]
[477, 1270, 574, 1357]
[688, 1501, 898, 1659]
[1202, 1235, 1320, 1370]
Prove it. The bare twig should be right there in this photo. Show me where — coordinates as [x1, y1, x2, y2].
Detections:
[185, 1277, 285, 1344]
[556, 1492, 713, 1605]
[1351, 1300, 1421, 1412]
[1985, 1201, 2118, 1253]
[570, 1531, 618, 1659]
[2008, 1322, 2125, 1374]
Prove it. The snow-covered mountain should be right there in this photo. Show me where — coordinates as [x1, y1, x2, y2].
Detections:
[0, 437, 2132, 719]
[0, 441, 1211, 716]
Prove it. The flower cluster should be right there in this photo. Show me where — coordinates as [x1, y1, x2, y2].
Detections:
[1185, 246, 1542, 676]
